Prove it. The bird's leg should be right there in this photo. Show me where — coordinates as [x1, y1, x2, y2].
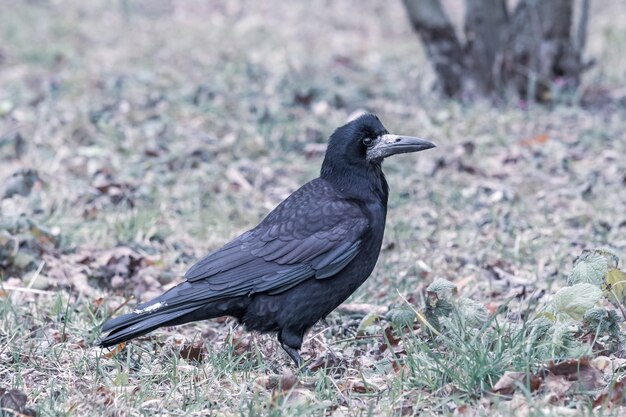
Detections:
[280, 342, 303, 368]
[278, 330, 307, 371]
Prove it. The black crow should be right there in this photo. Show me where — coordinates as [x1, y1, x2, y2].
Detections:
[98, 114, 435, 367]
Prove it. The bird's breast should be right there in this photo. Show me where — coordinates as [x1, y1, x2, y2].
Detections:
[346, 200, 387, 285]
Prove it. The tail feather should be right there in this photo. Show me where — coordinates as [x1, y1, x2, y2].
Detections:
[99, 283, 198, 347]
[98, 284, 250, 348]
[98, 306, 201, 347]
[98, 306, 200, 347]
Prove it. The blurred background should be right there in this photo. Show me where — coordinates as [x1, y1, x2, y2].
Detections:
[0, 0, 625, 415]
[1, 0, 624, 294]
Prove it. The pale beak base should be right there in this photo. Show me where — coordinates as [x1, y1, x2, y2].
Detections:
[366, 134, 436, 162]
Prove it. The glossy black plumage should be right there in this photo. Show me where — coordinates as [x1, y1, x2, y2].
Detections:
[98, 114, 435, 367]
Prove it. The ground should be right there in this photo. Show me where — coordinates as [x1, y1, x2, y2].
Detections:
[1, 1, 626, 416]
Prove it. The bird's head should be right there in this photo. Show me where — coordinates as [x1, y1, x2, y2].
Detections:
[321, 114, 435, 178]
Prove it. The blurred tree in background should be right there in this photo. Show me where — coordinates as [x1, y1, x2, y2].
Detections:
[402, 0, 592, 101]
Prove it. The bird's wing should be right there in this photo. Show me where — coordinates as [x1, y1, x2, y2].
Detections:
[100, 181, 368, 339]
[180, 179, 368, 297]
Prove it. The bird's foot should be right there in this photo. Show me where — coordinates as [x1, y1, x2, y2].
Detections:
[280, 342, 313, 374]
[280, 342, 303, 367]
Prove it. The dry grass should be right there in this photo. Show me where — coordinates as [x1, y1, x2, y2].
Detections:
[1, 0, 626, 416]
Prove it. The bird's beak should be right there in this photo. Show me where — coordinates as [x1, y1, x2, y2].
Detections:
[366, 134, 436, 162]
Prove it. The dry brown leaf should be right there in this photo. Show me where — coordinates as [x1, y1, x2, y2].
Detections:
[257, 370, 298, 392]
[545, 358, 605, 391]
[279, 370, 298, 391]
[95, 386, 114, 406]
[492, 371, 541, 396]
[484, 302, 500, 315]
[593, 377, 626, 408]
[226, 167, 253, 192]
[454, 275, 476, 292]
[379, 325, 400, 353]
[341, 377, 382, 394]
[591, 356, 612, 372]
[103, 342, 126, 358]
[50, 329, 68, 343]
[91, 297, 104, 310]
[0, 387, 35, 416]
[497, 393, 530, 416]
[72, 273, 98, 297]
[543, 373, 574, 401]
[546, 358, 591, 375]
[232, 333, 252, 355]
[521, 133, 550, 146]
[453, 404, 471, 416]
[308, 353, 342, 372]
[179, 342, 206, 362]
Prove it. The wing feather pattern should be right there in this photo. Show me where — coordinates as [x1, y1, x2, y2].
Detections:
[132, 179, 368, 316]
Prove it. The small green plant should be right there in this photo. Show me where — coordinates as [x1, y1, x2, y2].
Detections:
[387, 248, 626, 406]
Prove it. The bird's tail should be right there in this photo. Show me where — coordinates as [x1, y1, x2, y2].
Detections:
[97, 305, 205, 347]
[97, 282, 220, 347]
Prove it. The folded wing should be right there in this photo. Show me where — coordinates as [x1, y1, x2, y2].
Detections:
[131, 179, 369, 315]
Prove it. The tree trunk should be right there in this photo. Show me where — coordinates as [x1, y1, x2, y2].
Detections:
[401, 0, 465, 96]
[502, 0, 584, 100]
[463, 0, 508, 93]
[402, 0, 591, 101]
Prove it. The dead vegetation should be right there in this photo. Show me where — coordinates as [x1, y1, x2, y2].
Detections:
[1, 0, 626, 416]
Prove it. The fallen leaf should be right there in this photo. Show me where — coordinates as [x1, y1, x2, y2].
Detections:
[226, 167, 253, 192]
[95, 386, 114, 406]
[521, 133, 549, 146]
[179, 342, 206, 362]
[484, 302, 500, 315]
[543, 373, 574, 401]
[545, 358, 605, 391]
[547, 358, 590, 375]
[0, 387, 36, 416]
[593, 377, 626, 408]
[91, 297, 104, 309]
[492, 371, 541, 396]
[103, 342, 126, 358]
[341, 377, 383, 394]
[454, 275, 475, 291]
[50, 329, 68, 343]
[231, 333, 252, 355]
[379, 325, 400, 353]
[257, 370, 298, 392]
[279, 370, 297, 391]
[2, 168, 39, 199]
[591, 356, 612, 372]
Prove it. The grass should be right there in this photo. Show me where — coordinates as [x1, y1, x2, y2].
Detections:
[1, 0, 626, 415]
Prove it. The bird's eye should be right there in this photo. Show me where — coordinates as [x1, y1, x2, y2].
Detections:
[362, 137, 374, 147]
